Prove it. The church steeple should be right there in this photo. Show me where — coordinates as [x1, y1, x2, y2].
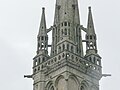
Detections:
[51, 0, 83, 56]
[85, 7, 97, 55]
[24, 1, 103, 90]
[37, 7, 48, 54]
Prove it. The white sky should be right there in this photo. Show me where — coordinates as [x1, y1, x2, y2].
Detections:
[0, 0, 119, 90]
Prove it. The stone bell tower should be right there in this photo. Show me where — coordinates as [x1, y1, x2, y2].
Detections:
[24, 0, 104, 90]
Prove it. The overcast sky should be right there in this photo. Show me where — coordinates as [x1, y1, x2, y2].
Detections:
[0, 0, 120, 90]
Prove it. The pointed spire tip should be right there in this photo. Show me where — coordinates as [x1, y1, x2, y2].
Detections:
[42, 7, 45, 12]
[88, 6, 91, 11]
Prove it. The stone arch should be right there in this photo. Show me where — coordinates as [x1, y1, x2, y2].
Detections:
[68, 75, 80, 90]
[50, 86, 54, 90]
[80, 80, 89, 90]
[46, 81, 55, 90]
[55, 75, 64, 86]
[68, 75, 80, 84]
[55, 75, 65, 90]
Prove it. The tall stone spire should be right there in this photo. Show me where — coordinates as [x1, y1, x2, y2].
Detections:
[37, 7, 48, 54]
[85, 7, 97, 55]
[51, 0, 83, 56]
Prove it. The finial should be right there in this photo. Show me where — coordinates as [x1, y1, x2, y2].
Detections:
[42, 7, 45, 12]
[88, 6, 91, 11]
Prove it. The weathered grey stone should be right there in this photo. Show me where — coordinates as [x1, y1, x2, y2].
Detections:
[25, 0, 103, 90]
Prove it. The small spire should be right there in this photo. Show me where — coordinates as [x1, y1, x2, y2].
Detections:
[87, 6, 95, 34]
[38, 7, 47, 36]
[37, 7, 48, 54]
[85, 7, 97, 55]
